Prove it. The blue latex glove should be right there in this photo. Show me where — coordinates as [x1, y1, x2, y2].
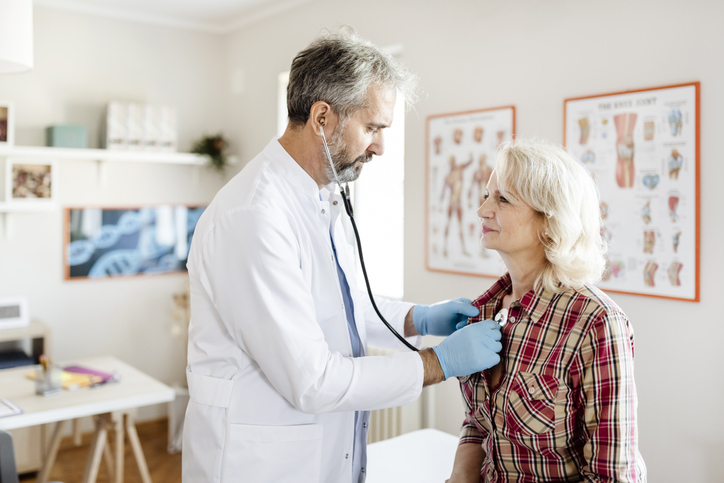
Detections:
[413, 298, 480, 337]
[432, 320, 502, 380]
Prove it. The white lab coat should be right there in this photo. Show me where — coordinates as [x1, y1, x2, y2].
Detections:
[182, 138, 424, 483]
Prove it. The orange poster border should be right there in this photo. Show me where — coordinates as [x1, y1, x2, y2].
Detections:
[563, 81, 700, 302]
[63, 204, 205, 282]
[425, 105, 516, 278]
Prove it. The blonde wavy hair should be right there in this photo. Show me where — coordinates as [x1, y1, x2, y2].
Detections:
[494, 139, 607, 292]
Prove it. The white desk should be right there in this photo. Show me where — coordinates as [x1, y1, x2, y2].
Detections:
[0, 356, 175, 483]
[366, 429, 459, 483]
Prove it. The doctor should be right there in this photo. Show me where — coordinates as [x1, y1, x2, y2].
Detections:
[183, 27, 502, 483]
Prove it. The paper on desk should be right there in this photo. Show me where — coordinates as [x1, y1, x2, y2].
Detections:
[26, 370, 102, 390]
[0, 398, 23, 418]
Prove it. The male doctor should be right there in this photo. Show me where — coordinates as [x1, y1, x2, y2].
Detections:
[183, 28, 502, 483]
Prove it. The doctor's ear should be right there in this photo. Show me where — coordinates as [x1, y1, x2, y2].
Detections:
[310, 101, 333, 135]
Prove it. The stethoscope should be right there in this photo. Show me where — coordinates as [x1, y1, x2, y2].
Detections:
[319, 121, 419, 352]
[495, 308, 508, 326]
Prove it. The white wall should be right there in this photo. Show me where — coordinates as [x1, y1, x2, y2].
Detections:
[222, 1, 724, 481]
[1, 1, 722, 480]
[0, 6, 229, 420]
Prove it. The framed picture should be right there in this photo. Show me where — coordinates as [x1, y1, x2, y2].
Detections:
[426, 106, 515, 277]
[0, 100, 13, 147]
[5, 158, 56, 203]
[564, 82, 699, 302]
[64, 205, 205, 280]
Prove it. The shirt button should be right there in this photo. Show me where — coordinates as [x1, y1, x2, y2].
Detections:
[333, 201, 338, 205]
[345, 454, 349, 459]
[363, 422, 367, 428]
[509, 316, 516, 323]
[321, 209, 326, 214]
[529, 387, 536, 394]
[362, 468, 365, 473]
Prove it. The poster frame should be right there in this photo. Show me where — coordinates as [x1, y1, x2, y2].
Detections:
[63, 204, 205, 281]
[563, 81, 700, 302]
[425, 105, 516, 278]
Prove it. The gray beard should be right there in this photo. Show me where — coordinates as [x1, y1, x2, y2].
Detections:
[324, 131, 371, 184]
[326, 154, 368, 183]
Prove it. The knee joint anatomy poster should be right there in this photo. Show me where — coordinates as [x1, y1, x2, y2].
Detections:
[564, 82, 699, 301]
[426, 106, 515, 277]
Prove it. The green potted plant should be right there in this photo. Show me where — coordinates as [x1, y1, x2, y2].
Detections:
[191, 133, 229, 171]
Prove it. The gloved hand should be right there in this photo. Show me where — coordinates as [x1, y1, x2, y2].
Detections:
[413, 298, 480, 337]
[432, 320, 502, 380]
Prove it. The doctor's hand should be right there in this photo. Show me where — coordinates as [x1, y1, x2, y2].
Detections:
[413, 298, 480, 337]
[431, 320, 502, 380]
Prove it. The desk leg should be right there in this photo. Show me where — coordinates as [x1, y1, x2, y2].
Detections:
[113, 411, 125, 483]
[103, 438, 115, 481]
[82, 414, 110, 483]
[35, 420, 64, 483]
[73, 418, 83, 446]
[125, 412, 152, 483]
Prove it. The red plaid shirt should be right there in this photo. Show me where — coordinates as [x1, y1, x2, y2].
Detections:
[459, 274, 646, 482]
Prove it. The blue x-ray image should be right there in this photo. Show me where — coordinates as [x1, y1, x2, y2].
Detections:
[66, 205, 205, 279]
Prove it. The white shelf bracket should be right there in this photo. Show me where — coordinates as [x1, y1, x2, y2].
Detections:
[195, 165, 202, 189]
[96, 159, 108, 187]
[1, 212, 13, 240]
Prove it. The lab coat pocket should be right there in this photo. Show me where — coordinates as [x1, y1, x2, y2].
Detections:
[221, 423, 323, 483]
[505, 372, 559, 436]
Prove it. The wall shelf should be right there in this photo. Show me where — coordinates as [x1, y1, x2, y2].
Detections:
[0, 146, 223, 239]
[0, 202, 56, 213]
[0, 145, 209, 165]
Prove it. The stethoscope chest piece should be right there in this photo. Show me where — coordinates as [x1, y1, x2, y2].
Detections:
[495, 308, 509, 327]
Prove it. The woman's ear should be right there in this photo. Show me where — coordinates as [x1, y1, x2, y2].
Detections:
[540, 219, 552, 242]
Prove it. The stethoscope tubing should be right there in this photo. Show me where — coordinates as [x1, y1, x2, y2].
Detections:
[320, 126, 418, 352]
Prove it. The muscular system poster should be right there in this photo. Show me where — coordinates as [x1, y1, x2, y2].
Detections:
[564, 83, 699, 301]
[426, 106, 515, 277]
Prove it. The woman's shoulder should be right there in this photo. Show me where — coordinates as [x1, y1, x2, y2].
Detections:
[551, 283, 629, 325]
[560, 284, 634, 344]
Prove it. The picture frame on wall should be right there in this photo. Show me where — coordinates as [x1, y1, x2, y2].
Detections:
[425, 105, 516, 277]
[4, 158, 56, 204]
[564, 82, 700, 302]
[0, 100, 13, 147]
[64, 205, 206, 280]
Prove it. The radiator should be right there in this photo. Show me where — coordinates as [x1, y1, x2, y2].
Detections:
[366, 345, 422, 443]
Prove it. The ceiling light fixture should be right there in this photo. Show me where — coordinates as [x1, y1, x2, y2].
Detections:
[0, 0, 34, 74]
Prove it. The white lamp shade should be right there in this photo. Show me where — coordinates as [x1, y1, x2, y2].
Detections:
[0, 0, 34, 73]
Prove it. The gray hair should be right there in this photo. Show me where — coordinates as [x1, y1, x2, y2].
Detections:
[494, 139, 607, 292]
[287, 26, 418, 127]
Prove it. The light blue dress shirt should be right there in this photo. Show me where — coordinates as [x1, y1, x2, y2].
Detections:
[330, 231, 369, 483]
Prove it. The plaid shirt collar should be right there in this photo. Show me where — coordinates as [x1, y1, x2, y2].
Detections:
[471, 272, 564, 326]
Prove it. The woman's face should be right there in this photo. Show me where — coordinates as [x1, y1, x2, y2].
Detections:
[477, 171, 546, 261]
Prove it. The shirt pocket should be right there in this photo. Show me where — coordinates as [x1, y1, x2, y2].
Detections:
[220, 423, 323, 483]
[505, 372, 559, 436]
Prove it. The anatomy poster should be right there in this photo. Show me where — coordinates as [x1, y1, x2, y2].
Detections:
[564, 83, 699, 301]
[426, 106, 515, 277]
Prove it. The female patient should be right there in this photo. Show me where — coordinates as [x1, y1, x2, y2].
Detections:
[448, 140, 646, 482]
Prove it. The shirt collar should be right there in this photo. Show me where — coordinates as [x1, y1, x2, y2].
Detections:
[266, 137, 323, 200]
[472, 273, 512, 313]
[472, 273, 563, 325]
